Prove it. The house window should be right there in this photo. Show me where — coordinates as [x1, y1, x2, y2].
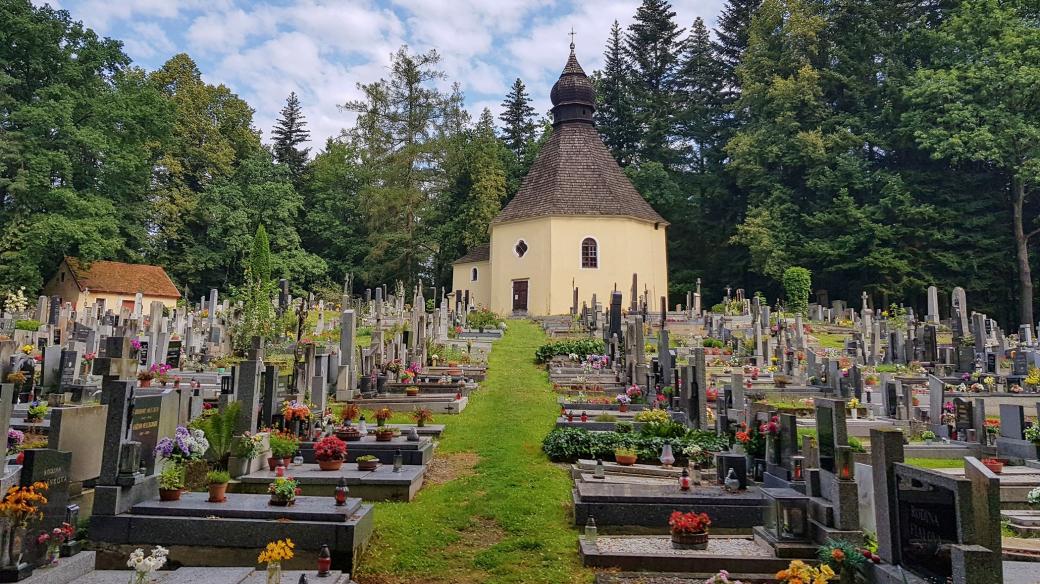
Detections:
[581, 237, 598, 269]
[471, 267, 478, 281]
[515, 240, 528, 258]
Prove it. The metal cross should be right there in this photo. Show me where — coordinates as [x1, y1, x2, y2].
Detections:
[569, 27, 576, 46]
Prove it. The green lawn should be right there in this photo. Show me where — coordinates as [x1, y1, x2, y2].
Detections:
[355, 320, 590, 584]
[814, 332, 848, 350]
[905, 457, 965, 469]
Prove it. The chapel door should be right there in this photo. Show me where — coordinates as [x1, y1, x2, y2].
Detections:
[512, 280, 529, 313]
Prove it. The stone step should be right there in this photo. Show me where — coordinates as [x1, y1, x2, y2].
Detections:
[22, 550, 95, 584]
[130, 492, 362, 521]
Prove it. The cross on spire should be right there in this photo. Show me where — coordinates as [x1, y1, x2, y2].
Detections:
[569, 27, 576, 50]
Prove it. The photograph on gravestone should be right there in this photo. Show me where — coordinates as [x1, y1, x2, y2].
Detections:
[130, 394, 163, 474]
[896, 473, 957, 582]
[817, 404, 835, 472]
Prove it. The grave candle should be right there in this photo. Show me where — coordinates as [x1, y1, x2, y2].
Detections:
[679, 468, 691, 491]
[792, 456, 804, 481]
[317, 544, 331, 576]
[276, 465, 284, 477]
[593, 459, 605, 480]
[690, 463, 701, 486]
[580, 411, 588, 423]
[584, 517, 597, 544]
[393, 449, 403, 472]
[836, 446, 854, 481]
[335, 477, 348, 506]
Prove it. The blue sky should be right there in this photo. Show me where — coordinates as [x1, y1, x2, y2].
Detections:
[39, 0, 725, 149]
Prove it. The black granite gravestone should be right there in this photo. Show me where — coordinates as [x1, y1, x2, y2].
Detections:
[896, 474, 957, 582]
[130, 394, 164, 474]
[817, 404, 835, 473]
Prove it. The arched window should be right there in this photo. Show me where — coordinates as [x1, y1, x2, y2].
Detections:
[471, 267, 478, 281]
[515, 240, 528, 258]
[581, 237, 598, 269]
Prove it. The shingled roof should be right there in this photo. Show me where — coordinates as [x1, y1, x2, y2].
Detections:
[493, 46, 667, 226]
[452, 244, 490, 265]
[64, 257, 181, 298]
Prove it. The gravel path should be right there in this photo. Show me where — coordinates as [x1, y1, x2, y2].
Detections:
[591, 536, 771, 557]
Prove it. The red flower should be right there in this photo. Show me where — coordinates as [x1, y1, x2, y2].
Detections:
[736, 431, 750, 443]
[668, 511, 711, 534]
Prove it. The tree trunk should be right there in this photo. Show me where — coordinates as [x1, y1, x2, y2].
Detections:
[1012, 176, 1034, 328]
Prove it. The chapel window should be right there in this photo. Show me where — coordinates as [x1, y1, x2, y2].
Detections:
[581, 238, 598, 269]
[515, 240, 528, 258]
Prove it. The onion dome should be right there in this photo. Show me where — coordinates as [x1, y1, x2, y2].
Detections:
[550, 42, 596, 125]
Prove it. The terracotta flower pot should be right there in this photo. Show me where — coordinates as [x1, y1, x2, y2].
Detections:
[208, 483, 228, 502]
[615, 454, 637, 466]
[982, 459, 1004, 474]
[139, 379, 152, 388]
[619, 404, 629, 413]
[376, 432, 394, 442]
[318, 459, 344, 471]
[159, 488, 182, 502]
[357, 460, 379, 471]
[671, 531, 708, 550]
[267, 457, 283, 471]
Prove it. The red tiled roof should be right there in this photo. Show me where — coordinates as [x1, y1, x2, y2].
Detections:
[65, 257, 181, 298]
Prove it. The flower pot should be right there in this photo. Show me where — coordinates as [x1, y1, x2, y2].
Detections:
[671, 531, 709, 550]
[376, 432, 393, 442]
[336, 428, 362, 442]
[159, 488, 182, 502]
[207, 483, 228, 502]
[406, 388, 419, 397]
[615, 454, 637, 466]
[318, 459, 344, 471]
[357, 460, 379, 471]
[982, 459, 1004, 474]
[139, 379, 152, 388]
[619, 404, 629, 413]
[267, 457, 282, 471]
[269, 496, 294, 507]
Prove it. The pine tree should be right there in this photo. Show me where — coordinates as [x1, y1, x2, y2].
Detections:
[713, 0, 763, 94]
[675, 17, 726, 171]
[271, 92, 311, 185]
[595, 21, 639, 167]
[625, 0, 684, 166]
[498, 78, 536, 161]
[249, 224, 271, 284]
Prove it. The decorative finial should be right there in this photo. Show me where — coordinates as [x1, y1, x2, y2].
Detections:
[569, 27, 576, 51]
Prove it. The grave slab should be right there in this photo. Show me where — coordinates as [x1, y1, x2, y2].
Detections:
[238, 463, 424, 501]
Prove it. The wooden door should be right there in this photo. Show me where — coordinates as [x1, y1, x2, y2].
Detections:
[512, 280, 528, 313]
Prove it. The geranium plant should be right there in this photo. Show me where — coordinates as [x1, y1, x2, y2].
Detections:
[314, 436, 347, 462]
[668, 511, 711, 534]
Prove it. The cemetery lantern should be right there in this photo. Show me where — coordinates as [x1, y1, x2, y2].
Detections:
[393, 449, 403, 473]
[678, 468, 691, 491]
[764, 489, 810, 541]
[334, 477, 348, 506]
[791, 456, 805, 481]
[593, 459, 605, 480]
[317, 544, 331, 576]
[660, 443, 675, 467]
[836, 446, 855, 481]
[584, 517, 597, 544]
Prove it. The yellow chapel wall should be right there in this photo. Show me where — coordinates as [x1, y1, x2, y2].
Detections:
[450, 260, 491, 309]
[487, 216, 668, 316]
[488, 218, 553, 315]
[547, 216, 668, 315]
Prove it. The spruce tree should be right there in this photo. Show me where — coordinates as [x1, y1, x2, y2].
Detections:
[675, 17, 726, 171]
[625, 0, 684, 166]
[498, 78, 536, 161]
[713, 0, 763, 94]
[595, 21, 638, 167]
[271, 91, 311, 185]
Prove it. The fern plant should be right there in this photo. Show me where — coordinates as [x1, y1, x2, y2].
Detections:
[201, 402, 241, 469]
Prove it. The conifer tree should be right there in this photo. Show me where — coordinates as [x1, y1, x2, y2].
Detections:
[498, 78, 536, 161]
[675, 17, 726, 171]
[625, 0, 684, 166]
[271, 92, 311, 185]
[595, 21, 639, 167]
[713, 0, 763, 93]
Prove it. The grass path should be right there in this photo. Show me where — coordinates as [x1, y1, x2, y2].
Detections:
[356, 320, 592, 584]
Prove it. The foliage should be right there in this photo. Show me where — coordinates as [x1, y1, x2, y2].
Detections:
[206, 470, 230, 485]
[268, 433, 300, 458]
[231, 432, 265, 460]
[817, 539, 867, 575]
[411, 407, 434, 425]
[465, 307, 501, 331]
[271, 92, 310, 186]
[356, 455, 379, 463]
[541, 427, 727, 463]
[782, 267, 811, 314]
[198, 402, 240, 467]
[267, 477, 299, 501]
[534, 339, 606, 363]
[776, 560, 834, 584]
[158, 465, 184, 490]
[314, 436, 347, 461]
[13, 320, 39, 332]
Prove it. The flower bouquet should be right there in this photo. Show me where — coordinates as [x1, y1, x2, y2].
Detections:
[258, 538, 294, 584]
[127, 546, 168, 584]
[154, 426, 209, 463]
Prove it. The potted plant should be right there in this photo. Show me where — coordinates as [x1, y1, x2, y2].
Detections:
[411, 407, 433, 428]
[206, 470, 230, 502]
[356, 455, 379, 471]
[314, 436, 347, 471]
[921, 430, 936, 444]
[668, 511, 711, 550]
[158, 465, 184, 501]
[981, 457, 1004, 474]
[24, 401, 46, 424]
[137, 370, 155, 388]
[268, 433, 298, 470]
[336, 425, 362, 442]
[374, 407, 393, 427]
[268, 476, 299, 506]
[614, 447, 638, 466]
[339, 403, 360, 424]
[616, 394, 631, 413]
[375, 427, 394, 442]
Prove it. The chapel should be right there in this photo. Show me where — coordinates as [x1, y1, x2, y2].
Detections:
[452, 42, 669, 316]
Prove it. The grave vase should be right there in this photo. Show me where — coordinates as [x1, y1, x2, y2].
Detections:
[265, 561, 281, 584]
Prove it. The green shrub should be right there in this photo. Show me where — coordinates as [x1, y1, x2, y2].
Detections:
[206, 469, 230, 484]
[534, 339, 606, 363]
[466, 308, 500, 330]
[541, 427, 728, 463]
[14, 319, 40, 332]
[594, 413, 617, 422]
[782, 266, 811, 315]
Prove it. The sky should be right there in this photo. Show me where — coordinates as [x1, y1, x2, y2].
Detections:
[39, 0, 727, 149]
